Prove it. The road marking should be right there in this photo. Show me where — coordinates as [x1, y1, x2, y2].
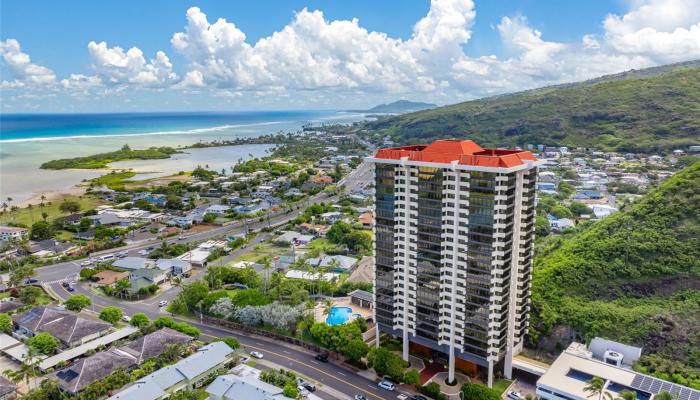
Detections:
[337, 371, 347, 377]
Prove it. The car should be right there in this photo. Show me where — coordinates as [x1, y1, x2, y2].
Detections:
[412, 396, 428, 400]
[158, 300, 168, 307]
[80, 259, 93, 266]
[507, 391, 524, 400]
[177, 236, 185, 240]
[122, 315, 131, 322]
[302, 383, 316, 392]
[66, 285, 75, 292]
[24, 278, 39, 284]
[354, 396, 368, 400]
[138, 249, 149, 256]
[116, 251, 129, 258]
[145, 246, 155, 251]
[250, 351, 264, 359]
[378, 380, 395, 391]
[297, 386, 309, 396]
[315, 353, 329, 362]
[61, 282, 70, 288]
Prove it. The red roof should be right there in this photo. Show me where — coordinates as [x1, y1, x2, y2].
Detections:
[373, 139, 537, 168]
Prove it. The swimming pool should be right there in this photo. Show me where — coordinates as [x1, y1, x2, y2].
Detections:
[326, 306, 353, 325]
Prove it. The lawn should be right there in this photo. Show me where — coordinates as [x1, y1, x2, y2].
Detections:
[492, 379, 513, 395]
[230, 241, 290, 264]
[2, 195, 105, 226]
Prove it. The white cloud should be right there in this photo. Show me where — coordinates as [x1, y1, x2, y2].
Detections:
[87, 41, 178, 86]
[0, 39, 56, 86]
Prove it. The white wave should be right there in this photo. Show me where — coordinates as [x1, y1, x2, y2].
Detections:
[0, 120, 285, 144]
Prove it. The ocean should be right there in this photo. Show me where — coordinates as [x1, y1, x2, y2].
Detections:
[0, 111, 365, 203]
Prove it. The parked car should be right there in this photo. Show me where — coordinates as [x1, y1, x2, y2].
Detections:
[66, 285, 75, 292]
[250, 351, 264, 359]
[24, 278, 39, 284]
[302, 383, 316, 392]
[116, 251, 129, 258]
[61, 282, 70, 288]
[297, 386, 309, 397]
[507, 391, 524, 400]
[80, 259, 93, 266]
[378, 381, 395, 391]
[315, 353, 329, 362]
[158, 300, 168, 307]
[354, 396, 367, 400]
[412, 396, 428, 400]
[122, 315, 131, 322]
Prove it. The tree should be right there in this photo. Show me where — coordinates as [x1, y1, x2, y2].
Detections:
[367, 347, 406, 382]
[59, 199, 81, 214]
[654, 392, 675, 400]
[79, 217, 92, 231]
[0, 313, 12, 334]
[28, 332, 60, 355]
[214, 337, 240, 350]
[282, 384, 298, 398]
[30, 221, 52, 240]
[130, 312, 150, 328]
[203, 213, 217, 223]
[550, 204, 574, 219]
[321, 299, 333, 316]
[617, 390, 637, 400]
[569, 201, 593, 216]
[342, 338, 369, 363]
[460, 383, 501, 400]
[4, 362, 37, 390]
[99, 306, 123, 324]
[64, 294, 91, 311]
[9, 264, 35, 288]
[19, 286, 42, 304]
[584, 377, 612, 400]
[404, 368, 420, 386]
[535, 215, 551, 237]
[327, 221, 352, 244]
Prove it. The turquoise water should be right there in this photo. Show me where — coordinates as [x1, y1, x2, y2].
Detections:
[0, 111, 365, 202]
[326, 306, 353, 326]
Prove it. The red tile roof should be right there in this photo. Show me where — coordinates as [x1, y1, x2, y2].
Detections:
[373, 139, 537, 168]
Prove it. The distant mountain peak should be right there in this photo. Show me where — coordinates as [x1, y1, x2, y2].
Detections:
[349, 100, 437, 114]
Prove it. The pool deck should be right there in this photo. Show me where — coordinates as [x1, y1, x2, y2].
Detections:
[314, 297, 373, 324]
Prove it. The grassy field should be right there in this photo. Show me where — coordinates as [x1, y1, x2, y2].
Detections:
[492, 379, 513, 395]
[230, 241, 291, 264]
[2, 195, 105, 226]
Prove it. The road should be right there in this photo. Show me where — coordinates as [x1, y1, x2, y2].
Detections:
[34, 164, 403, 400]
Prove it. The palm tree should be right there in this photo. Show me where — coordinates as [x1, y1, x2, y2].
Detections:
[40, 194, 47, 206]
[261, 257, 273, 293]
[654, 392, 674, 400]
[584, 377, 612, 400]
[4, 360, 37, 390]
[617, 390, 636, 400]
[321, 299, 334, 316]
[41, 212, 49, 222]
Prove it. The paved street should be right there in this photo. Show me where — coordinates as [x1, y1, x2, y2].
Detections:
[31, 164, 407, 400]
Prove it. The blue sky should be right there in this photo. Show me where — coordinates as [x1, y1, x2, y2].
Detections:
[1, 0, 698, 112]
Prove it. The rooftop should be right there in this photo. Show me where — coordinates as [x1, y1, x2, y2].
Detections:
[206, 374, 292, 400]
[371, 139, 538, 168]
[14, 307, 112, 346]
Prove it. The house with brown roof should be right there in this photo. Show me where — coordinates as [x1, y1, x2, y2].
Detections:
[358, 212, 374, 229]
[52, 328, 194, 394]
[120, 327, 193, 364]
[13, 307, 112, 347]
[93, 270, 130, 285]
[55, 347, 137, 394]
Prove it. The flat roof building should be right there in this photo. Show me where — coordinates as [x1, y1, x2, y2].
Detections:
[367, 139, 542, 387]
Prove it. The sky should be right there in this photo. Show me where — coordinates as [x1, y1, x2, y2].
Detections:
[1, 0, 699, 113]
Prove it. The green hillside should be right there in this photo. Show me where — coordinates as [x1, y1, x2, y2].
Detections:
[531, 162, 700, 387]
[364, 61, 700, 152]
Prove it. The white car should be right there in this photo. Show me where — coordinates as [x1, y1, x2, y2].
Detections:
[117, 251, 129, 258]
[377, 380, 395, 391]
[138, 249, 149, 256]
[80, 259, 93, 266]
[250, 351, 264, 359]
[158, 300, 168, 307]
[122, 315, 131, 322]
[507, 391, 524, 400]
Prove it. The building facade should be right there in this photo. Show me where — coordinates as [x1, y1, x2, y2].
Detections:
[368, 139, 541, 387]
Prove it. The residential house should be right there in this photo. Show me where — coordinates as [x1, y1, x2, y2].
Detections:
[106, 342, 235, 400]
[276, 231, 314, 246]
[306, 255, 359, 272]
[120, 328, 193, 364]
[358, 212, 374, 229]
[592, 204, 618, 219]
[177, 249, 210, 268]
[29, 240, 78, 257]
[298, 223, 330, 236]
[156, 258, 192, 276]
[206, 374, 292, 400]
[0, 226, 28, 241]
[128, 268, 168, 294]
[74, 230, 96, 240]
[88, 213, 128, 227]
[113, 257, 156, 271]
[274, 254, 296, 271]
[205, 205, 230, 216]
[349, 290, 373, 309]
[551, 218, 575, 232]
[55, 348, 137, 394]
[285, 270, 339, 282]
[233, 202, 268, 214]
[573, 190, 604, 201]
[14, 307, 112, 348]
[320, 211, 347, 224]
[536, 182, 557, 191]
[0, 299, 22, 314]
[284, 188, 303, 198]
[0, 376, 17, 400]
[92, 270, 130, 285]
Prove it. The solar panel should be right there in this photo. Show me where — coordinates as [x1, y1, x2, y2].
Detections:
[640, 377, 653, 392]
[661, 382, 673, 392]
[56, 369, 78, 382]
[632, 375, 645, 387]
[651, 380, 663, 392]
[679, 388, 690, 400]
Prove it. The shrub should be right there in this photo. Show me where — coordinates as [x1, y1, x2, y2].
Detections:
[99, 306, 123, 324]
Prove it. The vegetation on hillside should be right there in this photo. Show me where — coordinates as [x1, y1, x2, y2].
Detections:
[41, 144, 179, 169]
[531, 162, 700, 388]
[364, 61, 700, 152]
